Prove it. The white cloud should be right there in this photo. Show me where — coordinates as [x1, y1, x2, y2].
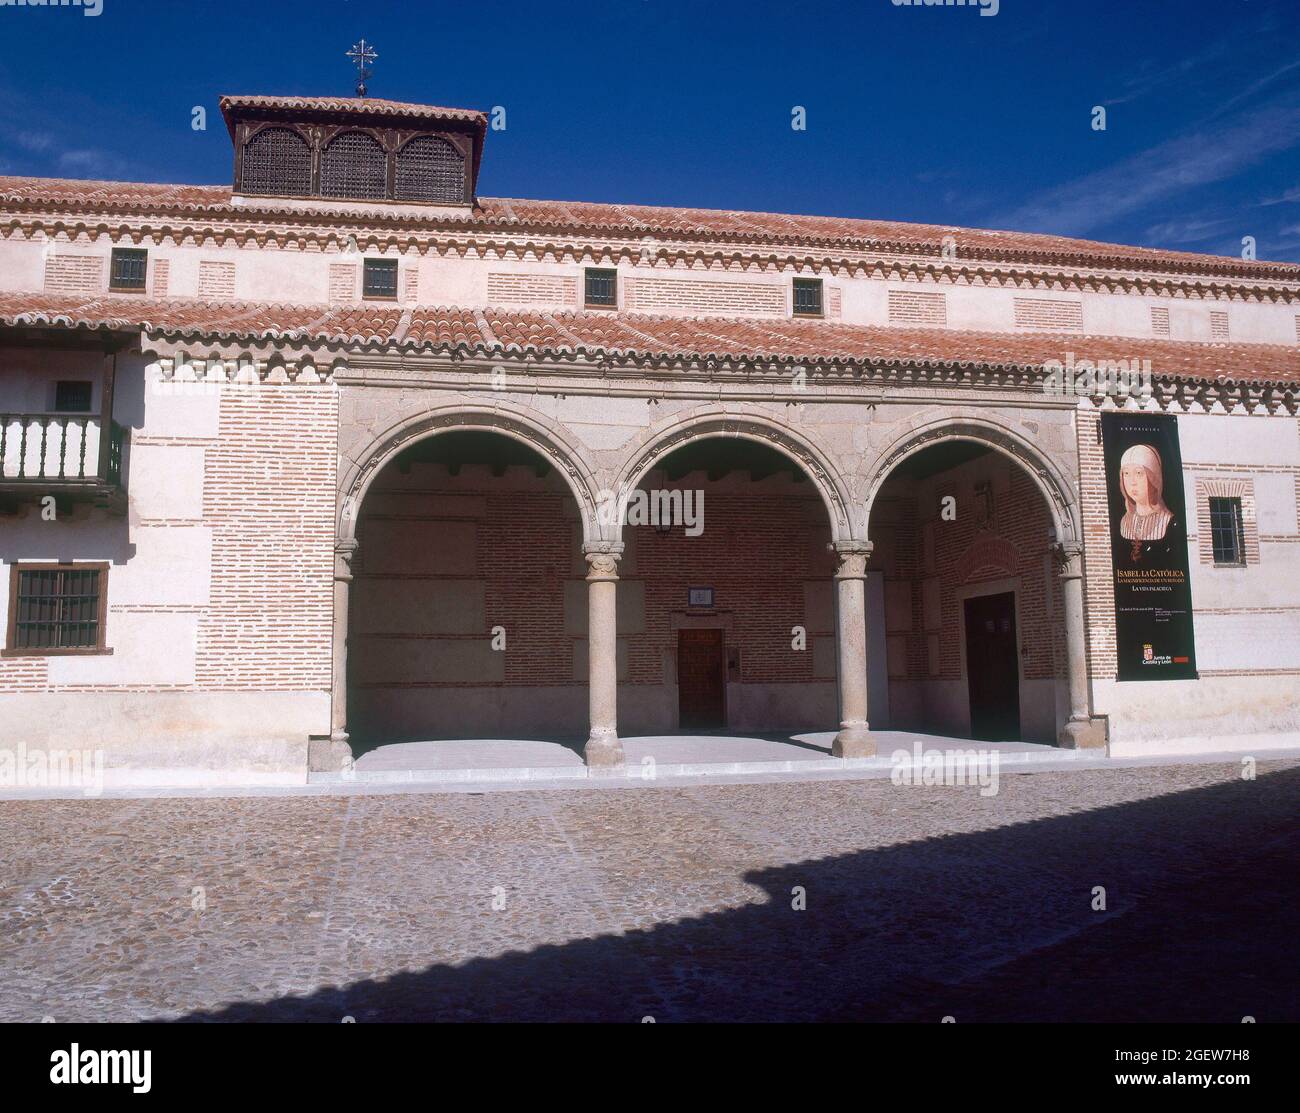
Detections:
[988, 93, 1300, 238]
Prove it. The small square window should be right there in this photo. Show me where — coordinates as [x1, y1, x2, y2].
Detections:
[1208, 497, 1246, 566]
[793, 277, 823, 317]
[54, 381, 94, 413]
[109, 248, 148, 292]
[363, 258, 399, 300]
[585, 268, 618, 309]
[5, 564, 108, 654]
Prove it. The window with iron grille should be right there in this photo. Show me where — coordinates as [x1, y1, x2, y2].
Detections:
[1208, 496, 1246, 565]
[54, 380, 94, 413]
[320, 131, 388, 200]
[585, 268, 618, 308]
[792, 278, 823, 317]
[109, 248, 147, 292]
[240, 126, 312, 196]
[363, 258, 399, 299]
[6, 564, 108, 653]
[394, 135, 465, 203]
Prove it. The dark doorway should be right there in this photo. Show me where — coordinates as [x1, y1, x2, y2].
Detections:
[677, 628, 726, 729]
[963, 592, 1021, 741]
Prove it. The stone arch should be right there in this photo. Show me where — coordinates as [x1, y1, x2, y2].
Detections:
[613, 408, 858, 542]
[338, 402, 603, 546]
[864, 416, 1081, 544]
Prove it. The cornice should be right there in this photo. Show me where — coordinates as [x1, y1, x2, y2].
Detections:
[4, 192, 1299, 296]
[135, 339, 1300, 416]
[8, 216, 1299, 305]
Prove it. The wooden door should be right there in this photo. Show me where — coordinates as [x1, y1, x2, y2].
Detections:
[677, 628, 726, 729]
[963, 592, 1021, 741]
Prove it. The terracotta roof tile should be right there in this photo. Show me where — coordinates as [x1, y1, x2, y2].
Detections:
[2, 293, 1296, 386]
[219, 94, 486, 126]
[4, 174, 1298, 280]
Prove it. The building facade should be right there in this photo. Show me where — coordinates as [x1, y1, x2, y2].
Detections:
[1, 94, 1298, 783]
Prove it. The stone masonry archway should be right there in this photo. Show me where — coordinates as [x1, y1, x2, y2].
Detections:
[602, 413, 872, 759]
[864, 416, 1082, 546]
[317, 404, 607, 771]
[613, 410, 860, 545]
[862, 417, 1103, 750]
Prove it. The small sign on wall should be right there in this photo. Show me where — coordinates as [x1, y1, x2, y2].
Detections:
[688, 587, 714, 608]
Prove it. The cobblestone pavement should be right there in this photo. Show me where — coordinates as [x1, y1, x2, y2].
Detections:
[1, 760, 1297, 1023]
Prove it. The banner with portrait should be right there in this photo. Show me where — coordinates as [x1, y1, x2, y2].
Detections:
[1101, 412, 1198, 681]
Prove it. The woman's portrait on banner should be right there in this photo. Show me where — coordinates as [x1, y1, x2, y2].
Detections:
[1107, 435, 1187, 571]
[1119, 443, 1174, 542]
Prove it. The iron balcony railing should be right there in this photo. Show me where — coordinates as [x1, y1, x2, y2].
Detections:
[0, 414, 126, 485]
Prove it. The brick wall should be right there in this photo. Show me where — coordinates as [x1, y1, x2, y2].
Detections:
[328, 263, 357, 303]
[197, 260, 236, 299]
[871, 454, 1060, 685]
[486, 272, 578, 307]
[1014, 297, 1084, 332]
[1194, 477, 1260, 564]
[194, 387, 336, 689]
[43, 254, 103, 295]
[1076, 408, 1118, 678]
[627, 485, 834, 685]
[349, 459, 835, 736]
[888, 289, 947, 326]
[151, 258, 170, 297]
[624, 276, 785, 316]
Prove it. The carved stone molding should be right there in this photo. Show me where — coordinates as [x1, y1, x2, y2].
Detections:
[1051, 539, 1085, 579]
[339, 403, 601, 544]
[831, 540, 873, 580]
[617, 411, 855, 539]
[583, 542, 623, 582]
[334, 537, 359, 581]
[869, 418, 1081, 546]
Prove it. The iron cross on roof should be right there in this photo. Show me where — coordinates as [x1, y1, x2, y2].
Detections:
[346, 39, 378, 97]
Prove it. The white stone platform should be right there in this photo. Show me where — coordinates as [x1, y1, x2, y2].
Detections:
[313, 730, 1109, 786]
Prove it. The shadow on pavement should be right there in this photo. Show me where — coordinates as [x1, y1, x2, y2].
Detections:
[175, 765, 1300, 1022]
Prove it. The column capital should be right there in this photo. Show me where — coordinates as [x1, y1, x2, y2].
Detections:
[830, 540, 873, 580]
[583, 542, 624, 582]
[1051, 539, 1085, 579]
[335, 537, 359, 581]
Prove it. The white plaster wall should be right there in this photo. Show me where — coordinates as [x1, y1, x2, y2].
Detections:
[0, 691, 324, 783]
[1088, 409, 1300, 752]
[1178, 412, 1299, 468]
[4, 231, 1300, 344]
[0, 240, 48, 293]
[1100, 676, 1300, 754]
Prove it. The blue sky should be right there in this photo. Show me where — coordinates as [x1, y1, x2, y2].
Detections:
[2, 0, 1299, 260]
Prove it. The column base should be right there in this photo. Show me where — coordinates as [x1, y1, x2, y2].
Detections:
[584, 729, 625, 772]
[309, 733, 354, 772]
[832, 724, 877, 758]
[1058, 716, 1108, 750]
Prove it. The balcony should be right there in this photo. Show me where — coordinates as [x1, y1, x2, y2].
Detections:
[0, 414, 127, 515]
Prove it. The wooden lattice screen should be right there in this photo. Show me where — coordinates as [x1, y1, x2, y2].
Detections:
[240, 127, 312, 196]
[394, 136, 465, 203]
[320, 131, 388, 200]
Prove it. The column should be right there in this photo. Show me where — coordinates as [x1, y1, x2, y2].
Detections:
[832, 540, 875, 758]
[313, 537, 357, 772]
[583, 543, 625, 769]
[1054, 540, 1104, 749]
